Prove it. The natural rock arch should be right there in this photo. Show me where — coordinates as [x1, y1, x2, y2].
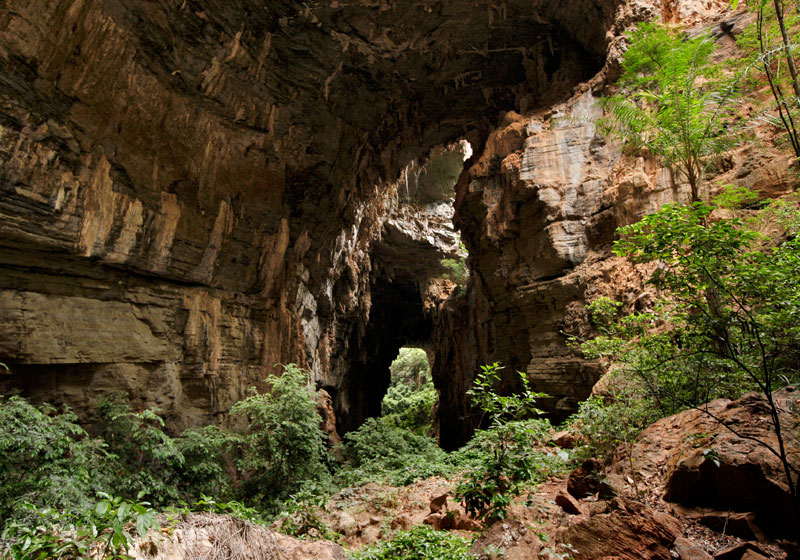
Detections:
[0, 0, 630, 440]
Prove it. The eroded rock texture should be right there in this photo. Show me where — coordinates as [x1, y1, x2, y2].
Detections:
[432, 0, 799, 447]
[0, 0, 620, 431]
[3, 0, 794, 442]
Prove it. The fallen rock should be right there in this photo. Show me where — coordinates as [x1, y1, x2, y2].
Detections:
[423, 510, 480, 532]
[557, 498, 682, 560]
[598, 473, 625, 499]
[673, 536, 713, 560]
[430, 492, 448, 513]
[555, 490, 583, 515]
[390, 514, 412, 531]
[568, 458, 602, 498]
[332, 512, 358, 537]
[552, 430, 580, 449]
[713, 542, 770, 560]
[587, 500, 609, 516]
[470, 519, 542, 560]
[698, 512, 764, 542]
[360, 524, 381, 544]
[740, 551, 769, 560]
[130, 513, 346, 560]
[613, 389, 800, 540]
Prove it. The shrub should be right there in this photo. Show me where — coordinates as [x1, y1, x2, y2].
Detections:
[455, 363, 549, 521]
[1, 495, 159, 559]
[381, 383, 437, 435]
[349, 525, 476, 560]
[176, 425, 235, 500]
[336, 417, 450, 486]
[97, 393, 185, 506]
[230, 364, 330, 511]
[0, 396, 110, 523]
[566, 394, 659, 460]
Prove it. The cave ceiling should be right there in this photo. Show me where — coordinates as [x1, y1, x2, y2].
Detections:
[86, 0, 615, 190]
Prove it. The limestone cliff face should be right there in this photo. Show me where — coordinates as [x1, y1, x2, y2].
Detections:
[2, 0, 793, 442]
[0, 0, 619, 430]
[432, 0, 799, 448]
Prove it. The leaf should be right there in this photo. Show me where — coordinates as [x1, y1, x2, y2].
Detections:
[96, 501, 110, 516]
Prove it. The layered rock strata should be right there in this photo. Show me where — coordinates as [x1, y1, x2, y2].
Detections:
[3, 0, 794, 444]
[0, 0, 618, 431]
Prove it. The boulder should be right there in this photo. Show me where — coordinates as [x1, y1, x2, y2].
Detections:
[130, 513, 346, 560]
[613, 389, 800, 539]
[673, 537, 713, 560]
[557, 497, 682, 560]
[598, 473, 626, 499]
[568, 458, 602, 498]
[430, 492, 448, 513]
[423, 510, 479, 532]
[555, 490, 584, 515]
[713, 542, 770, 560]
[552, 430, 580, 449]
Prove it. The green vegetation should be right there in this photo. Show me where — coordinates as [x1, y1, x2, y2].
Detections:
[0, 364, 331, 552]
[571, 189, 800, 506]
[602, 22, 743, 201]
[2, 497, 160, 560]
[382, 348, 437, 434]
[455, 363, 551, 521]
[230, 363, 330, 511]
[736, 0, 800, 160]
[336, 417, 451, 486]
[349, 526, 476, 560]
[5, 12, 800, 557]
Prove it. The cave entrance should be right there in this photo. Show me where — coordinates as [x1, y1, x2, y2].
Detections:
[380, 347, 436, 434]
[338, 270, 434, 434]
[335, 142, 469, 436]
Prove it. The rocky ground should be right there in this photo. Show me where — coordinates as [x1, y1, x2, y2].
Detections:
[125, 389, 799, 560]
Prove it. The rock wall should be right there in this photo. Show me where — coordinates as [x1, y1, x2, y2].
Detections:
[4, 0, 792, 444]
[0, 0, 620, 431]
[432, 0, 800, 448]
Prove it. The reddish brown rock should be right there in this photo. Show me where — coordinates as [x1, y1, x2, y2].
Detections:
[557, 498, 682, 560]
[713, 542, 770, 560]
[423, 510, 479, 532]
[568, 458, 603, 498]
[673, 537, 713, 560]
[552, 430, 580, 449]
[471, 519, 542, 560]
[556, 490, 584, 515]
[613, 389, 800, 540]
[430, 493, 448, 514]
[598, 473, 626, 499]
[317, 389, 342, 447]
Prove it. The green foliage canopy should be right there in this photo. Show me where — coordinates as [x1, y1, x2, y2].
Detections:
[603, 23, 743, 201]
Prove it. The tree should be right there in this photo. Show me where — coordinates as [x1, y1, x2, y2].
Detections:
[230, 364, 329, 511]
[736, 0, 800, 161]
[603, 23, 743, 201]
[580, 190, 800, 520]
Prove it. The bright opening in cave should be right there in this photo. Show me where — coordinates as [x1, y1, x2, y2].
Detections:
[380, 347, 436, 434]
[335, 142, 469, 436]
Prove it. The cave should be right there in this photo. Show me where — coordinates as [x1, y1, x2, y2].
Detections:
[337, 269, 432, 434]
[1, 0, 639, 446]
